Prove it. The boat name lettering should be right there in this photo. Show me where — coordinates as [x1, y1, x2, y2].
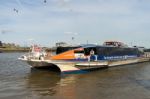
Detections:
[104, 55, 137, 60]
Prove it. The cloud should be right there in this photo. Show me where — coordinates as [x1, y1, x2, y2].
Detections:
[0, 29, 14, 34]
[64, 32, 78, 35]
[27, 38, 34, 41]
[0, 0, 150, 47]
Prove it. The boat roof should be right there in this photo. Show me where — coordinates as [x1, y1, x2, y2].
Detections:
[80, 44, 97, 48]
[80, 44, 130, 48]
[56, 44, 131, 49]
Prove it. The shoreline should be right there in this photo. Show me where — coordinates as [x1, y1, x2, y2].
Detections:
[0, 48, 30, 52]
[0, 48, 56, 53]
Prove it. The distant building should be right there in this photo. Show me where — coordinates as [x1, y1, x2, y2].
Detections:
[56, 42, 68, 47]
[2, 42, 19, 48]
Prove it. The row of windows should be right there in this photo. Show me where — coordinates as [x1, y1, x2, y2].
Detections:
[56, 46, 142, 56]
[84, 47, 142, 56]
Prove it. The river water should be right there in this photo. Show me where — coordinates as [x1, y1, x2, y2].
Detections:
[0, 53, 150, 99]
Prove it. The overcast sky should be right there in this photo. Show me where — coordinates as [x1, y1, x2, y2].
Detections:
[0, 0, 150, 47]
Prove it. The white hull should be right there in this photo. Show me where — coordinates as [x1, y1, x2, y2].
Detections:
[21, 57, 150, 73]
[108, 58, 150, 67]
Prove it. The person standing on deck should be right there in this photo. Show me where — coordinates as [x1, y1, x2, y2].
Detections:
[88, 49, 97, 61]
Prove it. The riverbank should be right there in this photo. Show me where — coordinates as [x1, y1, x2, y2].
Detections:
[0, 48, 30, 52]
[0, 47, 56, 53]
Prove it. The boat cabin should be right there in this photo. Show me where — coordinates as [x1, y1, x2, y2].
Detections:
[51, 44, 142, 61]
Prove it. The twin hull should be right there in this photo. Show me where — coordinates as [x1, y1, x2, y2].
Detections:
[26, 57, 150, 73]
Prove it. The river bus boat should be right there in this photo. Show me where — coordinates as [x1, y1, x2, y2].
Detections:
[19, 41, 150, 73]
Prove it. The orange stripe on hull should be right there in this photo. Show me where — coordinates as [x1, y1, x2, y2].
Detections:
[51, 50, 75, 60]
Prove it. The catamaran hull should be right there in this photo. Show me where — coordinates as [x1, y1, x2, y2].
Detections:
[24, 57, 150, 73]
[27, 60, 54, 68]
[25, 60, 108, 72]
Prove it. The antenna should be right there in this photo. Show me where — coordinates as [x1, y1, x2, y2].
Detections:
[71, 37, 74, 45]
[86, 40, 88, 44]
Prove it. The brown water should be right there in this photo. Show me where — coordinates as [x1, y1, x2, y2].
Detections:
[0, 53, 150, 99]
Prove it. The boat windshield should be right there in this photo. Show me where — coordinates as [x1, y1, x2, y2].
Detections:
[84, 47, 97, 56]
[56, 46, 80, 54]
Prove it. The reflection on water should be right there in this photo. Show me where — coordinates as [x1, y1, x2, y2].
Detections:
[26, 69, 79, 99]
[1, 53, 150, 99]
[27, 69, 61, 96]
[26, 62, 150, 99]
[58, 76, 76, 87]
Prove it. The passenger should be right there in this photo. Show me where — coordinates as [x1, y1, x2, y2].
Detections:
[90, 49, 95, 55]
[89, 49, 97, 61]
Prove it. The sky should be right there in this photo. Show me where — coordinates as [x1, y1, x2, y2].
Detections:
[0, 0, 150, 47]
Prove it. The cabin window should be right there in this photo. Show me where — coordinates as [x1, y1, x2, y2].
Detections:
[84, 47, 97, 56]
[96, 47, 142, 56]
[74, 50, 84, 53]
[96, 47, 108, 56]
[56, 47, 79, 54]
